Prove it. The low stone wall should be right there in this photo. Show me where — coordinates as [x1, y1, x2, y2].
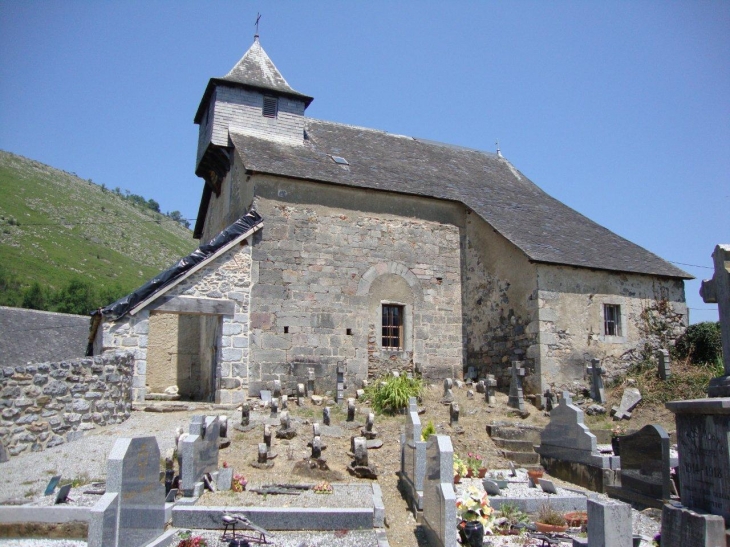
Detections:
[0, 352, 133, 460]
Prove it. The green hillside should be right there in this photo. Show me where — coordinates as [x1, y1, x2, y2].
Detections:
[0, 150, 198, 312]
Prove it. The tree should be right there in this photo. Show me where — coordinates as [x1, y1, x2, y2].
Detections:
[54, 279, 96, 315]
[22, 282, 46, 310]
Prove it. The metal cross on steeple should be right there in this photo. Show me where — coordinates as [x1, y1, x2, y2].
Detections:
[254, 13, 261, 38]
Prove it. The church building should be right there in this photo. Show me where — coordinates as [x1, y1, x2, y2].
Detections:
[94, 36, 691, 404]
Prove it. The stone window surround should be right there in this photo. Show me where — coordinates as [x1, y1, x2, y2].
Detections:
[598, 300, 627, 344]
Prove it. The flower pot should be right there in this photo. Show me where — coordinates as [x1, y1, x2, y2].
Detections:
[459, 520, 484, 547]
[454, 474, 461, 484]
[465, 469, 473, 478]
[535, 522, 568, 534]
[564, 511, 588, 528]
[527, 469, 544, 486]
[477, 468, 488, 478]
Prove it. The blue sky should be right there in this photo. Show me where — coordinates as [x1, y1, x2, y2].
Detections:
[0, 1, 727, 323]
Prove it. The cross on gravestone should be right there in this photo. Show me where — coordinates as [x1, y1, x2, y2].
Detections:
[485, 374, 497, 404]
[449, 402, 459, 425]
[311, 435, 322, 459]
[700, 244, 730, 396]
[347, 399, 356, 422]
[263, 425, 272, 449]
[587, 359, 606, 403]
[297, 383, 305, 405]
[241, 403, 250, 426]
[508, 361, 526, 411]
[323, 407, 331, 426]
[657, 349, 671, 380]
[442, 378, 455, 403]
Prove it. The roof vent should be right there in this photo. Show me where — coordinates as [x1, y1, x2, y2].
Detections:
[330, 155, 349, 166]
[263, 96, 278, 118]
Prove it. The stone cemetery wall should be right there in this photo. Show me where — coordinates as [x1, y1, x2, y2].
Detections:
[535, 264, 687, 391]
[0, 352, 133, 459]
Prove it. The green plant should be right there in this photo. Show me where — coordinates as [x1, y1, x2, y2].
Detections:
[421, 420, 436, 441]
[453, 454, 468, 477]
[364, 374, 423, 414]
[496, 502, 530, 527]
[536, 503, 566, 526]
[466, 452, 484, 474]
[675, 322, 722, 365]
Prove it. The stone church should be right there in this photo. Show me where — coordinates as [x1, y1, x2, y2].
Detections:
[93, 36, 691, 404]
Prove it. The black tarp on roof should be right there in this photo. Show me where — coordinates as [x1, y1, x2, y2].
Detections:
[96, 210, 262, 321]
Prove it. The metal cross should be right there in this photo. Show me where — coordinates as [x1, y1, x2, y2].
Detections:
[254, 13, 261, 36]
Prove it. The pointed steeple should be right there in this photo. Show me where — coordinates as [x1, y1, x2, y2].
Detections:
[221, 36, 311, 102]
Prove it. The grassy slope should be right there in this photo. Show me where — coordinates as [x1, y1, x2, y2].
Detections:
[0, 150, 198, 296]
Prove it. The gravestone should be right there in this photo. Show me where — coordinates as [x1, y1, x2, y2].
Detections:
[240, 403, 250, 427]
[347, 398, 356, 422]
[312, 423, 321, 437]
[323, 407, 331, 426]
[536, 391, 614, 470]
[276, 411, 296, 439]
[347, 436, 378, 479]
[485, 374, 497, 404]
[400, 399, 427, 512]
[544, 389, 556, 412]
[297, 383, 305, 405]
[272, 379, 281, 398]
[476, 380, 485, 394]
[217, 467, 233, 491]
[280, 394, 288, 410]
[700, 244, 730, 397]
[260, 390, 272, 404]
[442, 378, 454, 403]
[258, 443, 268, 464]
[587, 359, 606, 403]
[661, 502, 726, 547]
[165, 489, 177, 503]
[508, 461, 516, 477]
[617, 424, 671, 502]
[311, 435, 322, 459]
[180, 416, 220, 496]
[538, 478, 558, 494]
[482, 479, 501, 496]
[466, 366, 477, 381]
[263, 424, 272, 449]
[612, 388, 641, 420]
[361, 412, 377, 440]
[657, 349, 672, 381]
[449, 402, 459, 425]
[508, 361, 525, 411]
[270, 397, 279, 417]
[307, 368, 315, 395]
[88, 437, 165, 547]
[585, 498, 632, 547]
[421, 435, 457, 547]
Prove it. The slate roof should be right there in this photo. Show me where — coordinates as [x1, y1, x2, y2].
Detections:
[228, 121, 691, 279]
[194, 38, 313, 123]
[0, 306, 88, 367]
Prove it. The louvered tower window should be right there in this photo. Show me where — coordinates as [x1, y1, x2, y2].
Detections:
[382, 304, 404, 350]
[263, 96, 278, 118]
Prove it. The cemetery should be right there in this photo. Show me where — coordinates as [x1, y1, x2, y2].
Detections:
[0, 244, 727, 546]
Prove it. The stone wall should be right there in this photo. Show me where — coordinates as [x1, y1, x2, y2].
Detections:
[247, 175, 465, 393]
[99, 240, 253, 404]
[462, 212, 539, 389]
[0, 352, 133, 459]
[535, 264, 688, 391]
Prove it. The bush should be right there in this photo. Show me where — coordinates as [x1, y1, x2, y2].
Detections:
[675, 322, 722, 364]
[364, 374, 422, 414]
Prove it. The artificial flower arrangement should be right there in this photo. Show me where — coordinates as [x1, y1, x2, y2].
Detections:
[176, 531, 208, 547]
[231, 473, 247, 492]
[453, 454, 469, 478]
[313, 481, 333, 494]
[455, 485, 495, 531]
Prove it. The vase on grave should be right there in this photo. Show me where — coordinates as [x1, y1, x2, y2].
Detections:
[454, 473, 461, 484]
[459, 520, 484, 547]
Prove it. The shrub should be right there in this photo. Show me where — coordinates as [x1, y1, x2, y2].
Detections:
[675, 322, 722, 364]
[421, 420, 436, 441]
[536, 503, 566, 526]
[365, 374, 422, 414]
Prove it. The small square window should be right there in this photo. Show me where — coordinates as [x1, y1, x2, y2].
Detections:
[604, 304, 622, 336]
[382, 304, 404, 350]
[263, 96, 278, 118]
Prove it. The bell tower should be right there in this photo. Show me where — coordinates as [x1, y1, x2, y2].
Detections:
[193, 35, 313, 198]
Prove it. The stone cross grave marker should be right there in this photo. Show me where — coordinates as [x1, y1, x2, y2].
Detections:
[422, 435, 457, 547]
[281, 394, 288, 410]
[657, 349, 671, 380]
[323, 406, 331, 426]
[587, 359, 606, 403]
[442, 378, 454, 403]
[508, 361, 526, 411]
[88, 436, 165, 547]
[181, 416, 220, 496]
[700, 244, 730, 396]
[539, 391, 597, 453]
[612, 388, 642, 420]
[347, 398, 356, 422]
[449, 402, 459, 425]
[362, 412, 377, 439]
[485, 374, 497, 404]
